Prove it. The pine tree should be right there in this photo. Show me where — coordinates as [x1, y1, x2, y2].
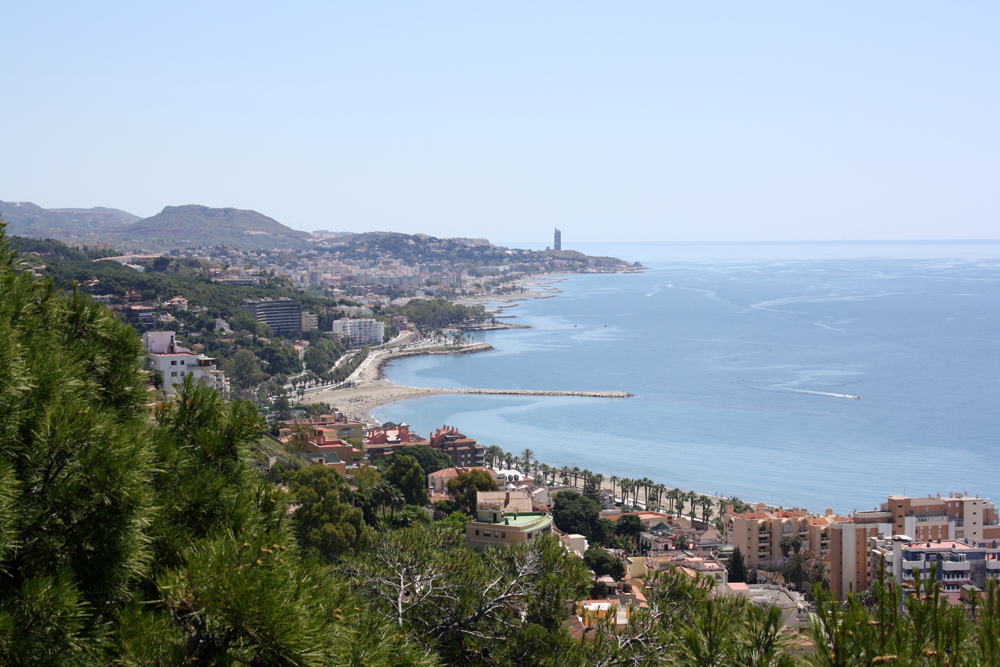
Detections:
[728, 546, 750, 584]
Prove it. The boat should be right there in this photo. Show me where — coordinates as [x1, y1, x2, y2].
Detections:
[853, 394, 861, 399]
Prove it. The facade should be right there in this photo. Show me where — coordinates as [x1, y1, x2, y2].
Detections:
[883, 493, 1000, 543]
[725, 506, 849, 570]
[645, 553, 729, 584]
[241, 297, 302, 335]
[554, 227, 561, 251]
[331, 318, 385, 346]
[870, 536, 1000, 604]
[465, 490, 554, 549]
[301, 312, 318, 331]
[428, 425, 486, 467]
[143, 331, 228, 395]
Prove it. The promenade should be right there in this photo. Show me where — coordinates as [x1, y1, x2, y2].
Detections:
[302, 339, 632, 424]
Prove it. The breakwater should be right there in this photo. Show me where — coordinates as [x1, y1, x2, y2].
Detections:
[373, 343, 495, 380]
[443, 388, 633, 398]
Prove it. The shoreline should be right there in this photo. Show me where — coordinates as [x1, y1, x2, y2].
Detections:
[302, 277, 761, 518]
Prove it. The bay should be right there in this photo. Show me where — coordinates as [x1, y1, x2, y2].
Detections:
[375, 241, 1000, 515]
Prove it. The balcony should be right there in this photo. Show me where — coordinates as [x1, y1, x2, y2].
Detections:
[758, 531, 770, 539]
[941, 560, 969, 571]
[914, 514, 949, 523]
[985, 561, 1000, 571]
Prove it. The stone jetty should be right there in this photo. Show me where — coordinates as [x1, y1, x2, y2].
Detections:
[443, 388, 632, 398]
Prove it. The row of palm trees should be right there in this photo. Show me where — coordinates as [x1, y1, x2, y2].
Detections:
[482, 446, 758, 529]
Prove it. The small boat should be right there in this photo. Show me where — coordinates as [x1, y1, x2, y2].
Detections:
[853, 394, 861, 399]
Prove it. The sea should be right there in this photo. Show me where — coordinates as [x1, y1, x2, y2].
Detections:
[374, 241, 1000, 515]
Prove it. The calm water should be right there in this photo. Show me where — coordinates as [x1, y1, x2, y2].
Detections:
[376, 242, 1000, 514]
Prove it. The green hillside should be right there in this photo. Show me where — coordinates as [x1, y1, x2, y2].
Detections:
[117, 204, 312, 251]
[0, 200, 140, 240]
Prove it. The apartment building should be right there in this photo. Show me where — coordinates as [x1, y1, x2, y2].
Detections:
[428, 425, 486, 467]
[241, 297, 302, 335]
[144, 331, 228, 395]
[725, 506, 848, 569]
[465, 490, 554, 549]
[870, 536, 1000, 604]
[827, 508, 893, 599]
[301, 312, 318, 331]
[331, 317, 384, 346]
[883, 493, 1000, 542]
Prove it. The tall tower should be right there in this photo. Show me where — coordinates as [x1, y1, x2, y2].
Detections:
[554, 227, 562, 251]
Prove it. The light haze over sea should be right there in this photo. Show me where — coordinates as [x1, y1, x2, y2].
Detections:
[375, 241, 1000, 515]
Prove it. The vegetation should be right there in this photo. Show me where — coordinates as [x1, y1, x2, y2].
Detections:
[552, 490, 602, 539]
[8, 222, 1000, 666]
[383, 454, 430, 506]
[383, 444, 454, 476]
[446, 469, 499, 515]
[384, 298, 488, 332]
[0, 222, 429, 665]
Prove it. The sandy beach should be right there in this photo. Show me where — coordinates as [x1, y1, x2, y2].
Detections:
[301, 278, 755, 517]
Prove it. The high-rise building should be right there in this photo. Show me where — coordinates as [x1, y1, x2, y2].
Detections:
[241, 297, 302, 335]
[554, 227, 562, 251]
[331, 318, 384, 345]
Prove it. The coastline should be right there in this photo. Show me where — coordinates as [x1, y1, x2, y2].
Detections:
[302, 276, 751, 520]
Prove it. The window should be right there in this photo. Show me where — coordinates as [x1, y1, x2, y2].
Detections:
[171, 372, 177, 377]
[171, 360, 177, 366]
[484, 531, 491, 537]
[501, 532, 506, 539]
[180, 360, 185, 365]
[475, 530, 479, 536]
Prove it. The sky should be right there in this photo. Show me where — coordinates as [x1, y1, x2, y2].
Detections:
[3, 2, 998, 243]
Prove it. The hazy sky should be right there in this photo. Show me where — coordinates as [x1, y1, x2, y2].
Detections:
[3, 2, 998, 242]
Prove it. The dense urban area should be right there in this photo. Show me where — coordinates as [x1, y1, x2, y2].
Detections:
[4, 212, 1000, 666]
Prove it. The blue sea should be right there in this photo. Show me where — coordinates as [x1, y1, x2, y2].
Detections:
[375, 241, 1000, 515]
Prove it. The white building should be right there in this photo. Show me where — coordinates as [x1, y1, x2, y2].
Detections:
[301, 312, 319, 331]
[331, 318, 385, 346]
[143, 331, 228, 396]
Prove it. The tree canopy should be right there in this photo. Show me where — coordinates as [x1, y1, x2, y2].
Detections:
[384, 444, 453, 476]
[446, 469, 499, 515]
[552, 490, 601, 539]
[384, 454, 430, 506]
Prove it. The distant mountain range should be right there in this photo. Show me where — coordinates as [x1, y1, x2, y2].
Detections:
[0, 201, 315, 251]
[0, 201, 141, 238]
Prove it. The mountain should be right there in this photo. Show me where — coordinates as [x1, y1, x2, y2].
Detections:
[0, 200, 141, 240]
[115, 204, 313, 251]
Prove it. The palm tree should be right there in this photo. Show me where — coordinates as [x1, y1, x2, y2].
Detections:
[810, 562, 831, 591]
[700, 496, 714, 524]
[503, 452, 514, 470]
[610, 475, 618, 502]
[655, 484, 666, 512]
[571, 465, 581, 488]
[718, 496, 730, 517]
[782, 553, 811, 591]
[520, 448, 535, 472]
[539, 463, 550, 485]
[620, 480, 632, 508]
[676, 497, 685, 518]
[688, 491, 699, 521]
[669, 488, 681, 514]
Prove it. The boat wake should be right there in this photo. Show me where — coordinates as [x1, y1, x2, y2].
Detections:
[780, 388, 861, 399]
[644, 284, 674, 297]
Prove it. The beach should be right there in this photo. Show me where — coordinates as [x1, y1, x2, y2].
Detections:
[301, 275, 740, 518]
